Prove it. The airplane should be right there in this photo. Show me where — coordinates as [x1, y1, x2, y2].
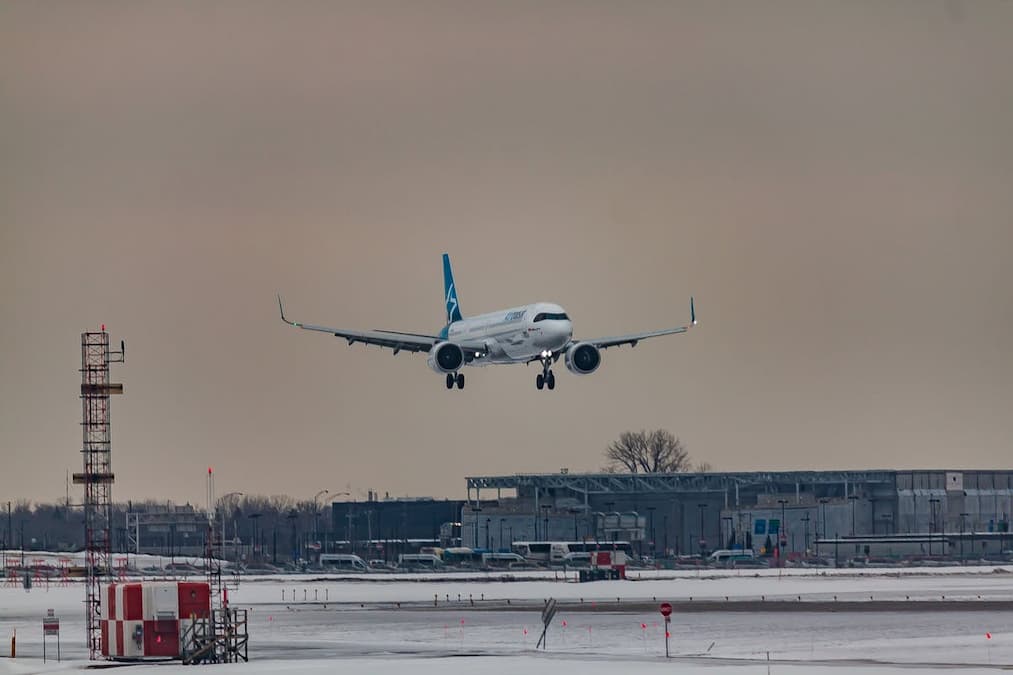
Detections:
[278, 253, 695, 391]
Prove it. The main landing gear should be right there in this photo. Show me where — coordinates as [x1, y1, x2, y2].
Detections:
[446, 372, 465, 390]
[535, 353, 556, 391]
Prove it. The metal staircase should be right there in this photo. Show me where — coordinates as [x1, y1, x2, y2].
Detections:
[181, 608, 248, 665]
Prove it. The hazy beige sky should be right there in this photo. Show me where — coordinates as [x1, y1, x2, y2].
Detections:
[3, 1, 1012, 506]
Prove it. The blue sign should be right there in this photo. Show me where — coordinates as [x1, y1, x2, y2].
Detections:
[754, 519, 766, 535]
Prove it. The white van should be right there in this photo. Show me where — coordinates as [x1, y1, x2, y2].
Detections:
[708, 549, 756, 565]
[398, 553, 444, 570]
[481, 552, 526, 568]
[561, 552, 591, 567]
[319, 553, 369, 572]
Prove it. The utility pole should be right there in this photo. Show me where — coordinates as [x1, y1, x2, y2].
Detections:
[848, 494, 859, 536]
[697, 503, 708, 556]
[777, 499, 788, 559]
[959, 512, 969, 563]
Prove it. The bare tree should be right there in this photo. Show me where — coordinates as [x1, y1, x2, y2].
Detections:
[603, 429, 695, 473]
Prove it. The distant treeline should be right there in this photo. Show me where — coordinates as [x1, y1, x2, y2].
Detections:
[0, 495, 330, 553]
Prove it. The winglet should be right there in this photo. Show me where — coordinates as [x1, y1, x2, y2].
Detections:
[277, 294, 300, 327]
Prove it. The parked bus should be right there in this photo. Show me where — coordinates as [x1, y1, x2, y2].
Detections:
[512, 541, 634, 564]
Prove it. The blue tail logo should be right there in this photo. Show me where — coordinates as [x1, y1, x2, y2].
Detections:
[443, 253, 463, 324]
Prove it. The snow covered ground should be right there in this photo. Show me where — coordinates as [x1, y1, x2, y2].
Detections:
[2, 566, 1012, 673]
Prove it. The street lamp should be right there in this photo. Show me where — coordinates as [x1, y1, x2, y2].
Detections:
[499, 518, 506, 551]
[928, 498, 940, 557]
[777, 499, 788, 559]
[697, 503, 708, 556]
[847, 494, 859, 536]
[327, 492, 351, 554]
[485, 517, 491, 550]
[286, 510, 299, 565]
[311, 489, 339, 557]
[647, 507, 657, 558]
[817, 498, 829, 557]
[472, 506, 482, 548]
[312, 490, 329, 545]
[959, 512, 969, 563]
[216, 492, 243, 562]
[541, 505, 551, 543]
[248, 513, 262, 562]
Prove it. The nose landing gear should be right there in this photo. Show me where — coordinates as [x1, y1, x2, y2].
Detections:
[535, 353, 556, 390]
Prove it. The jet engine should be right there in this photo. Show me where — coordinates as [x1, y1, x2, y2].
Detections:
[427, 341, 464, 373]
[564, 342, 601, 375]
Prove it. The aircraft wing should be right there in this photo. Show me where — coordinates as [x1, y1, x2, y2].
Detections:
[573, 297, 696, 351]
[278, 296, 487, 355]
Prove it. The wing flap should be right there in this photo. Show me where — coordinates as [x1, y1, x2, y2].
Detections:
[278, 295, 488, 356]
[279, 295, 438, 353]
[573, 297, 696, 351]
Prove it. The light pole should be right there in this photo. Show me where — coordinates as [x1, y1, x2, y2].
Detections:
[248, 513, 262, 562]
[928, 498, 940, 557]
[472, 506, 482, 548]
[327, 492, 351, 554]
[499, 518, 505, 551]
[312, 490, 329, 547]
[847, 494, 859, 536]
[777, 499, 788, 558]
[217, 492, 243, 562]
[801, 512, 811, 554]
[286, 510, 299, 564]
[647, 507, 657, 558]
[721, 516, 733, 550]
[959, 512, 969, 563]
[604, 501, 615, 544]
[541, 505, 551, 543]
[817, 498, 829, 557]
[697, 503, 707, 556]
[485, 517, 491, 550]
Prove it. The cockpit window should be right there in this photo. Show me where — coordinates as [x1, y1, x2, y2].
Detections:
[533, 312, 569, 322]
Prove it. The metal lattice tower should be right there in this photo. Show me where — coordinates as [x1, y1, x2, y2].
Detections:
[73, 331, 124, 659]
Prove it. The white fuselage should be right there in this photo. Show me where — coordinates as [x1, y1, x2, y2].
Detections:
[446, 302, 573, 365]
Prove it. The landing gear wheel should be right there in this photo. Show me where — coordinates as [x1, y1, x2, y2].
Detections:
[546, 371, 555, 390]
[456, 372, 465, 389]
[446, 373, 454, 389]
[536, 373, 545, 390]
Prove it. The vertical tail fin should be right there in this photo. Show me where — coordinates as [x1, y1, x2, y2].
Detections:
[443, 253, 463, 323]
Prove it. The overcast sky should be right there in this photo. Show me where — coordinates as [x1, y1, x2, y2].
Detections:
[3, 1, 1012, 506]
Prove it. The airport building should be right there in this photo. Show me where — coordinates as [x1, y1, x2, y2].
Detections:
[329, 496, 465, 555]
[460, 469, 1013, 559]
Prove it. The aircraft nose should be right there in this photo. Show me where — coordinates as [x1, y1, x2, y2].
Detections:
[559, 321, 573, 347]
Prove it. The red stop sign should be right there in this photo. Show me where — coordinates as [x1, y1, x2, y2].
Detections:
[659, 602, 672, 617]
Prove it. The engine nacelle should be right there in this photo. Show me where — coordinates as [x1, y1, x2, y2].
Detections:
[565, 342, 601, 375]
[427, 341, 464, 374]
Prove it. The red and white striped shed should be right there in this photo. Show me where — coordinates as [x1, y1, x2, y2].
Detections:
[101, 581, 210, 660]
